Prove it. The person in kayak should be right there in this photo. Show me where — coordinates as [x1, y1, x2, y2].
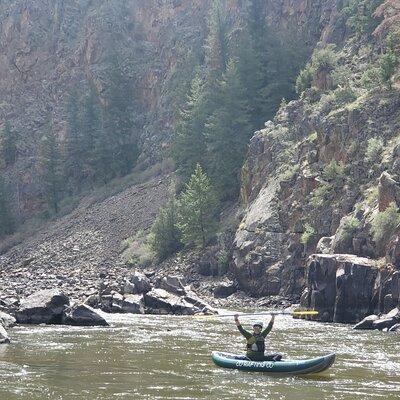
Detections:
[234, 314, 282, 362]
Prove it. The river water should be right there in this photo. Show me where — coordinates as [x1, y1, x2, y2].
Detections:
[0, 312, 399, 400]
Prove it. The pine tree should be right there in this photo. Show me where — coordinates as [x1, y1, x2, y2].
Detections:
[64, 88, 83, 192]
[172, 73, 208, 183]
[0, 177, 14, 237]
[81, 88, 103, 183]
[0, 121, 17, 167]
[149, 199, 182, 261]
[206, 60, 252, 200]
[39, 122, 63, 214]
[178, 164, 218, 248]
[103, 54, 139, 178]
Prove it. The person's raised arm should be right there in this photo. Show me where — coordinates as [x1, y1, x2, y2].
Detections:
[234, 314, 251, 339]
[262, 314, 275, 337]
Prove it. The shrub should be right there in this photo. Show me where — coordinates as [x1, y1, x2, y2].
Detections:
[339, 215, 361, 241]
[370, 202, 400, 244]
[121, 230, 154, 268]
[300, 223, 316, 245]
[310, 184, 333, 207]
[217, 250, 230, 275]
[322, 160, 346, 184]
[311, 44, 339, 74]
[365, 137, 384, 164]
[149, 199, 182, 261]
[332, 86, 357, 106]
[296, 65, 313, 94]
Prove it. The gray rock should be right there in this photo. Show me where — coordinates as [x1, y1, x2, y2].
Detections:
[353, 314, 379, 330]
[62, 304, 109, 326]
[144, 288, 198, 315]
[389, 323, 400, 332]
[158, 276, 186, 295]
[127, 271, 151, 294]
[113, 294, 143, 314]
[0, 311, 16, 328]
[15, 289, 69, 324]
[0, 324, 10, 344]
[213, 280, 237, 298]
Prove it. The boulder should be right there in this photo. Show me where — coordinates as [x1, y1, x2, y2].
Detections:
[143, 288, 198, 315]
[125, 271, 151, 294]
[0, 311, 16, 328]
[0, 324, 10, 344]
[353, 314, 379, 330]
[302, 254, 378, 323]
[388, 323, 400, 332]
[372, 308, 400, 331]
[213, 280, 237, 298]
[316, 236, 334, 254]
[158, 276, 186, 296]
[15, 289, 69, 324]
[62, 304, 109, 326]
[112, 294, 143, 314]
[378, 172, 400, 212]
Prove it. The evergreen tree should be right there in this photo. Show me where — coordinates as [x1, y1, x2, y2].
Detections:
[205, 0, 229, 84]
[0, 177, 14, 237]
[64, 88, 83, 192]
[172, 73, 208, 183]
[103, 54, 139, 178]
[149, 199, 182, 261]
[81, 88, 103, 183]
[178, 164, 218, 248]
[379, 35, 398, 89]
[0, 121, 17, 167]
[206, 60, 252, 200]
[39, 122, 63, 214]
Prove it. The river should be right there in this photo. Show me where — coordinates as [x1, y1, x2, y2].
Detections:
[0, 313, 399, 399]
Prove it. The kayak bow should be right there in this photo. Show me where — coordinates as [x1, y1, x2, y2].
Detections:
[211, 351, 335, 375]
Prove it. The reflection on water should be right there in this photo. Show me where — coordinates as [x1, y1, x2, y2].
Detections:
[0, 312, 399, 399]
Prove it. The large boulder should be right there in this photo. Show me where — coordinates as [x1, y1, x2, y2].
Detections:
[62, 304, 109, 326]
[301, 254, 378, 323]
[15, 289, 69, 324]
[143, 288, 198, 315]
[372, 307, 400, 331]
[124, 271, 151, 295]
[0, 324, 10, 344]
[0, 311, 16, 328]
[158, 276, 186, 296]
[353, 314, 379, 330]
[213, 280, 237, 298]
[389, 323, 400, 332]
[111, 294, 143, 314]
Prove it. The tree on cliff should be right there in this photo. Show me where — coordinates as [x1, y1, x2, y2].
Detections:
[64, 88, 83, 193]
[0, 121, 17, 167]
[178, 165, 218, 248]
[206, 60, 252, 200]
[39, 122, 63, 214]
[172, 73, 208, 183]
[0, 177, 14, 237]
[81, 88, 103, 184]
[103, 54, 140, 179]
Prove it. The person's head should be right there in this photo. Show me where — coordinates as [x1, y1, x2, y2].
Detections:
[253, 321, 263, 334]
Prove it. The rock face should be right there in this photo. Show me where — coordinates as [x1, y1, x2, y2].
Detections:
[15, 289, 69, 324]
[301, 255, 379, 323]
[213, 280, 237, 298]
[0, 311, 16, 328]
[62, 304, 109, 327]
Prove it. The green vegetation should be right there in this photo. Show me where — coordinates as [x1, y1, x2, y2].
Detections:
[365, 137, 384, 163]
[370, 202, 400, 244]
[172, 0, 308, 200]
[149, 200, 182, 261]
[322, 160, 346, 184]
[39, 122, 63, 214]
[344, 0, 384, 37]
[0, 121, 17, 168]
[295, 45, 339, 93]
[178, 165, 218, 248]
[121, 230, 153, 268]
[310, 184, 333, 208]
[300, 223, 316, 245]
[0, 177, 14, 238]
[338, 215, 361, 241]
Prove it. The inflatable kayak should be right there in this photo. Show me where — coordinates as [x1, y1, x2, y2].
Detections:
[211, 351, 335, 375]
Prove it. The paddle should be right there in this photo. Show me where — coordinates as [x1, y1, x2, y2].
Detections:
[193, 310, 318, 319]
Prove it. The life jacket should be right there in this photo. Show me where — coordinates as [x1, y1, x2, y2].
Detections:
[247, 333, 265, 353]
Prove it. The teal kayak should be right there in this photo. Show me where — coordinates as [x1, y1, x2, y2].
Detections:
[211, 351, 335, 375]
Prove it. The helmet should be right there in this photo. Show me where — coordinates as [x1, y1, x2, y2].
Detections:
[253, 321, 263, 329]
